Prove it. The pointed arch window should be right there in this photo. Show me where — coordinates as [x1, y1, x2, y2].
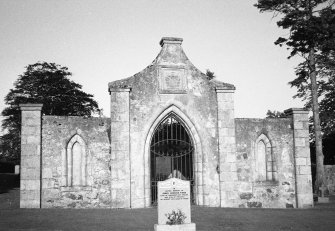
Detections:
[63, 134, 87, 187]
[255, 134, 276, 181]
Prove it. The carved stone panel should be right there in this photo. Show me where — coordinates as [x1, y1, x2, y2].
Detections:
[159, 67, 186, 94]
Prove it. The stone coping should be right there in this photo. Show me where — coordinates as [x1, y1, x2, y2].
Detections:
[108, 87, 131, 93]
[284, 108, 309, 115]
[19, 104, 43, 111]
[159, 37, 183, 47]
[235, 118, 290, 121]
[215, 88, 235, 93]
[212, 79, 235, 91]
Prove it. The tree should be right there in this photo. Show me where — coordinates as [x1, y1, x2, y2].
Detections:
[266, 110, 286, 118]
[255, 0, 335, 193]
[319, 75, 335, 164]
[205, 69, 216, 80]
[318, 58, 335, 138]
[0, 62, 99, 162]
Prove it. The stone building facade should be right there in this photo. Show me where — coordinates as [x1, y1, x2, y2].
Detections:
[20, 37, 313, 209]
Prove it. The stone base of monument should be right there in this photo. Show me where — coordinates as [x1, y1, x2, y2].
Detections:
[317, 197, 330, 203]
[154, 223, 196, 231]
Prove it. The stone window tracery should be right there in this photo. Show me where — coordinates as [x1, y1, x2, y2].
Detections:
[62, 134, 87, 187]
[255, 134, 276, 182]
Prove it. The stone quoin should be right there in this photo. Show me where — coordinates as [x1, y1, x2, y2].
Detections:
[19, 37, 313, 209]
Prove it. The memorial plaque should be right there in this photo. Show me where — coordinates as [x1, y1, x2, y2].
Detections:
[159, 67, 186, 94]
[157, 178, 191, 225]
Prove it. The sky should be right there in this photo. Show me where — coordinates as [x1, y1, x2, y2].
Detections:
[0, 0, 305, 119]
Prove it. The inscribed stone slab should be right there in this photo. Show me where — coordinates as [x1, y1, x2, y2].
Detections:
[157, 178, 191, 225]
[15, 165, 20, 174]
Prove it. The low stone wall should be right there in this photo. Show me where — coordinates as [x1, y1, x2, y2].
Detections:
[41, 116, 111, 208]
[325, 165, 335, 195]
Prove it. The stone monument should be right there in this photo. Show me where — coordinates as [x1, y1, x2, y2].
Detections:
[14, 165, 20, 174]
[154, 178, 196, 231]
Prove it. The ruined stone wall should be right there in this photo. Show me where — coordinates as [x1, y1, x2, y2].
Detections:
[325, 165, 335, 195]
[235, 118, 297, 208]
[41, 116, 111, 208]
[20, 38, 314, 209]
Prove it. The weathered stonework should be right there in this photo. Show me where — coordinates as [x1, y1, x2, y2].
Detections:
[235, 118, 296, 208]
[217, 89, 238, 207]
[19, 37, 314, 209]
[285, 108, 313, 208]
[108, 37, 233, 208]
[20, 104, 43, 208]
[109, 88, 131, 208]
[41, 116, 111, 208]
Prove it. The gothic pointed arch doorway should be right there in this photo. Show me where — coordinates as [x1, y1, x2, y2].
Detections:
[150, 113, 195, 205]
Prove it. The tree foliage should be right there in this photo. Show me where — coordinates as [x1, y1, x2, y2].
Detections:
[291, 52, 335, 139]
[255, 0, 335, 58]
[319, 80, 335, 138]
[255, 0, 335, 191]
[0, 62, 99, 162]
[266, 110, 286, 118]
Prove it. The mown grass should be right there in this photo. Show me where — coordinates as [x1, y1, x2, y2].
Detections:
[1, 189, 335, 231]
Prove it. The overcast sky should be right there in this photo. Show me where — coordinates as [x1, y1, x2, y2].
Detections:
[0, 0, 304, 119]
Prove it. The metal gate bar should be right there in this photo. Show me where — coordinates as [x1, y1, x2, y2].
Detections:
[150, 114, 194, 205]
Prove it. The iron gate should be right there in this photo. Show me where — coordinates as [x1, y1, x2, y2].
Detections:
[150, 113, 194, 205]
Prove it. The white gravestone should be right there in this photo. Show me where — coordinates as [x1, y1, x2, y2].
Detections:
[154, 178, 196, 231]
[14, 165, 20, 174]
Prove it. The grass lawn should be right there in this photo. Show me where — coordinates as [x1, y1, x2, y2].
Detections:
[1, 189, 335, 231]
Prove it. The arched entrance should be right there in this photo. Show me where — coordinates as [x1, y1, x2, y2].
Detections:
[150, 113, 194, 205]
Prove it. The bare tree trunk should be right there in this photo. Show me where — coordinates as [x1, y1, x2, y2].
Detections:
[309, 48, 326, 194]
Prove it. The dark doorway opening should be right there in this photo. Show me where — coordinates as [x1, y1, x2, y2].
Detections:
[150, 113, 194, 205]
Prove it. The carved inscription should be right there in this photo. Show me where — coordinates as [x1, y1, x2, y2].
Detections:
[165, 74, 181, 90]
[159, 188, 189, 201]
[159, 67, 186, 94]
